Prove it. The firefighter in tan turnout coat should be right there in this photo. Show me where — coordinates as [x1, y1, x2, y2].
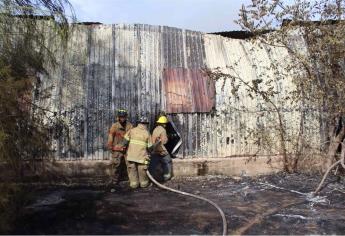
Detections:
[107, 109, 133, 186]
[149, 115, 172, 181]
[123, 116, 153, 189]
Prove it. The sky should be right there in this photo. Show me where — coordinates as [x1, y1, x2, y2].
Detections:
[68, 0, 251, 33]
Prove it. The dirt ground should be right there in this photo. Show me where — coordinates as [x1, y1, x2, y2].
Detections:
[10, 173, 345, 235]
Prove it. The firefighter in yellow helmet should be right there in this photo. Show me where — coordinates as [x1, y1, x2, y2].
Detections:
[149, 115, 172, 181]
[123, 116, 153, 189]
[107, 109, 133, 187]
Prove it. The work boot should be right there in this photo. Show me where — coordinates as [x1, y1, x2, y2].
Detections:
[130, 182, 139, 189]
[163, 173, 172, 181]
[140, 181, 151, 188]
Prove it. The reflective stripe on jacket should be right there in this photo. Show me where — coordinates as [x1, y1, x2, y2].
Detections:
[124, 124, 152, 164]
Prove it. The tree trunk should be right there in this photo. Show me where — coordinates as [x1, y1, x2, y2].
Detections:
[276, 109, 290, 172]
[323, 125, 345, 173]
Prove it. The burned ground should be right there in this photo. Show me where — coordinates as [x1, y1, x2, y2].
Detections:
[9, 173, 345, 235]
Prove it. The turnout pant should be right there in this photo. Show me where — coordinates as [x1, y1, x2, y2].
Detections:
[127, 161, 149, 188]
[149, 154, 172, 181]
[109, 151, 126, 184]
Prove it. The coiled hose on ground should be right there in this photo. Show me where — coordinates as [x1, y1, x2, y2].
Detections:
[146, 171, 228, 236]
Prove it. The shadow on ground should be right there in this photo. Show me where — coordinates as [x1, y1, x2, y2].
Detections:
[9, 173, 345, 235]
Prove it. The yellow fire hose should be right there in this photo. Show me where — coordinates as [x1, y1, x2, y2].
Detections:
[146, 171, 228, 236]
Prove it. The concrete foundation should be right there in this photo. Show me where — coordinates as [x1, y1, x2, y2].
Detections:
[27, 155, 283, 179]
[173, 155, 283, 177]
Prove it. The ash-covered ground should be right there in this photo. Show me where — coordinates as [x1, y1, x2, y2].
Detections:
[11, 173, 345, 235]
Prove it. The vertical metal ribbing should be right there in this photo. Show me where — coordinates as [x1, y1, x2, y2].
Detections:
[40, 23, 323, 160]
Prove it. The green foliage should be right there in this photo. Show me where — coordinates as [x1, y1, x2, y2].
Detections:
[0, 0, 75, 231]
[0, 0, 75, 169]
[0, 42, 53, 167]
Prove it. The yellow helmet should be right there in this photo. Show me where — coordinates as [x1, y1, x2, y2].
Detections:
[156, 115, 168, 124]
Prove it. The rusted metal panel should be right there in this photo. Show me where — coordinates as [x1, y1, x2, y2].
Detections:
[163, 68, 215, 113]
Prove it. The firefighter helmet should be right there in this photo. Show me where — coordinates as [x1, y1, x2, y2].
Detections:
[156, 115, 168, 124]
[138, 116, 149, 124]
[117, 108, 128, 117]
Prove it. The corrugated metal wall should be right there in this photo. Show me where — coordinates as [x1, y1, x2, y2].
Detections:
[35, 23, 321, 160]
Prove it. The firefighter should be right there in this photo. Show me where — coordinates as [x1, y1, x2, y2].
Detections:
[123, 116, 153, 189]
[149, 115, 172, 181]
[107, 108, 133, 187]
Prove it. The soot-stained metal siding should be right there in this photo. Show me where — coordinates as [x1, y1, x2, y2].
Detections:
[35, 23, 321, 160]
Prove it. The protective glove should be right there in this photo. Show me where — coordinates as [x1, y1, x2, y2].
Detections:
[142, 158, 150, 170]
[144, 158, 150, 166]
[112, 146, 125, 152]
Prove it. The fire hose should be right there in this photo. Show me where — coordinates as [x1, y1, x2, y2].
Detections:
[146, 170, 228, 236]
